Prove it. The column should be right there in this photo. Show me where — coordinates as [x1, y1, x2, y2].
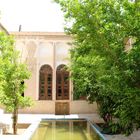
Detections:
[52, 42, 56, 101]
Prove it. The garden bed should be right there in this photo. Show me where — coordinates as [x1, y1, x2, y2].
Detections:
[2, 123, 30, 135]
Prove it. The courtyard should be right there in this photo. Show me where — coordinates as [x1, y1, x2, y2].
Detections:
[0, 112, 140, 140]
[0, 0, 140, 140]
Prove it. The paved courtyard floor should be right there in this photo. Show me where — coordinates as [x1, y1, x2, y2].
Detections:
[104, 130, 140, 140]
[0, 113, 140, 140]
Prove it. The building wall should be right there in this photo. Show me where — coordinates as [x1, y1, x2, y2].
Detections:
[11, 32, 97, 114]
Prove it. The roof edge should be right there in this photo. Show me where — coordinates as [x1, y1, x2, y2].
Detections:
[0, 23, 9, 35]
[10, 31, 69, 36]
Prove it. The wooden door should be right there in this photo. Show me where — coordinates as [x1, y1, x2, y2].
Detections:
[55, 102, 69, 115]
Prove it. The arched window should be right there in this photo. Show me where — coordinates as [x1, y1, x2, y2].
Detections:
[39, 65, 52, 100]
[56, 64, 69, 100]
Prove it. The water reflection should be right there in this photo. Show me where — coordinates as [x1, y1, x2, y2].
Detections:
[31, 120, 102, 140]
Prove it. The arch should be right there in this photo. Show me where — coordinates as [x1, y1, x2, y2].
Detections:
[38, 42, 53, 58]
[39, 65, 53, 100]
[56, 64, 69, 100]
[26, 41, 37, 58]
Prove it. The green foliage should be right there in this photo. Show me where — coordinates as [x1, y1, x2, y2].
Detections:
[55, 0, 140, 135]
[0, 32, 33, 112]
[0, 32, 33, 134]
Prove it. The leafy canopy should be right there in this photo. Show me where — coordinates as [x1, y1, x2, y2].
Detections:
[0, 32, 33, 112]
[55, 0, 140, 135]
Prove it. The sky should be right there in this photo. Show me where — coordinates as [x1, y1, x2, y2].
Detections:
[0, 0, 65, 32]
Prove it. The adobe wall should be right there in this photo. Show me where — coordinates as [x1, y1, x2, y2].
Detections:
[11, 32, 97, 114]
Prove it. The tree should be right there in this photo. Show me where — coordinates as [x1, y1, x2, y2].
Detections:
[55, 0, 140, 135]
[0, 32, 33, 134]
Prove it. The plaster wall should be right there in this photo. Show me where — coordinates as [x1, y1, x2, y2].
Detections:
[11, 32, 97, 114]
[70, 101, 97, 114]
[19, 101, 55, 114]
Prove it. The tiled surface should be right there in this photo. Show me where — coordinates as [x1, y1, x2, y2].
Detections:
[0, 113, 104, 140]
[104, 130, 140, 140]
[0, 113, 103, 123]
[0, 113, 140, 140]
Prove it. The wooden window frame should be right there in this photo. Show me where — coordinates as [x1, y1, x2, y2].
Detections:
[56, 65, 69, 100]
[39, 65, 52, 100]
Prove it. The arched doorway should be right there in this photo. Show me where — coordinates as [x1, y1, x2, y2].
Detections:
[39, 65, 52, 100]
[56, 64, 69, 100]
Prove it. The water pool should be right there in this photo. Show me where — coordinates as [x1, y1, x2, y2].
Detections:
[30, 119, 105, 140]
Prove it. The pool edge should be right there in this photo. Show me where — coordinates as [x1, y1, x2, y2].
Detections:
[27, 118, 107, 140]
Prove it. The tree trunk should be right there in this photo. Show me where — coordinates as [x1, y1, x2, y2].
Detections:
[12, 108, 18, 135]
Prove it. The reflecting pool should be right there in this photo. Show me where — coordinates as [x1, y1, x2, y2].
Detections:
[30, 119, 105, 140]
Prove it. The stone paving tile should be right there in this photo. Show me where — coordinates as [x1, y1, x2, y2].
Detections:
[104, 130, 140, 140]
[0, 114, 140, 140]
